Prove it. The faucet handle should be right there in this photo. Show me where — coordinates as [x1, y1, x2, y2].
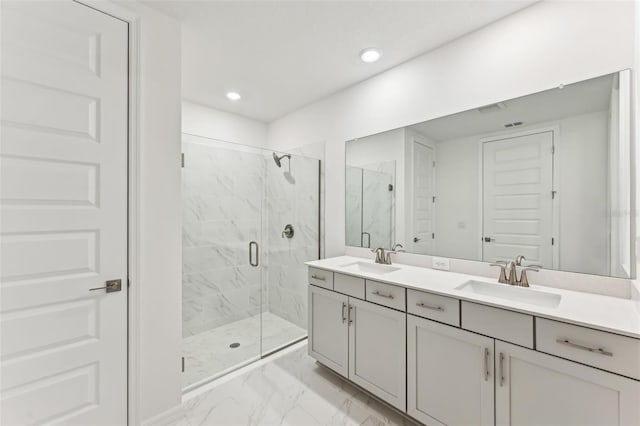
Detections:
[490, 263, 508, 283]
[519, 267, 539, 287]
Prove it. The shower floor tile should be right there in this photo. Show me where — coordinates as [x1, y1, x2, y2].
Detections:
[153, 342, 417, 426]
[182, 312, 306, 388]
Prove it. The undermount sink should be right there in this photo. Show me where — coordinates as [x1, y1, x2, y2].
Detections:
[456, 280, 561, 308]
[340, 261, 400, 275]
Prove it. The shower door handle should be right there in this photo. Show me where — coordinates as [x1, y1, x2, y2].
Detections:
[249, 241, 259, 267]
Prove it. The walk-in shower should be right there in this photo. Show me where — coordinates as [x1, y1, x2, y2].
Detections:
[181, 133, 321, 390]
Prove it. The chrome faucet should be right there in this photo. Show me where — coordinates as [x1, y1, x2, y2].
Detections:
[384, 244, 406, 264]
[490, 256, 541, 287]
[373, 247, 386, 264]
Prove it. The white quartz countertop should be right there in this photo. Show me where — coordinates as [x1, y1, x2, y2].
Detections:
[306, 256, 640, 339]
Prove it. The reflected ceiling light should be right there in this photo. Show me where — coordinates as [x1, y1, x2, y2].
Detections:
[360, 47, 381, 63]
[226, 91, 241, 101]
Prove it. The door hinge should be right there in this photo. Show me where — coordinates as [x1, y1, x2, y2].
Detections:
[551, 190, 557, 199]
[432, 233, 435, 239]
[181, 153, 185, 168]
[552, 237, 555, 246]
[551, 146, 555, 155]
[432, 196, 436, 203]
[181, 357, 185, 372]
[388, 184, 393, 191]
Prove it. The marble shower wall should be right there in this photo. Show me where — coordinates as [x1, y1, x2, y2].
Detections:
[264, 155, 320, 331]
[182, 138, 265, 337]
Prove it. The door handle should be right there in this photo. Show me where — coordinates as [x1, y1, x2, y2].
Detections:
[413, 237, 421, 243]
[483, 237, 495, 243]
[341, 302, 347, 323]
[90, 279, 122, 293]
[499, 352, 505, 386]
[348, 305, 353, 325]
[249, 241, 259, 267]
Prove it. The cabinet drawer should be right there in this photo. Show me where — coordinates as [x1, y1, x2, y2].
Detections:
[461, 301, 533, 348]
[407, 289, 460, 327]
[536, 318, 640, 380]
[308, 267, 333, 290]
[365, 280, 406, 311]
[334, 273, 365, 299]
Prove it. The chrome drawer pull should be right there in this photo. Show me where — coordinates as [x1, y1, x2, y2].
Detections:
[372, 290, 394, 299]
[484, 347, 490, 381]
[556, 338, 613, 357]
[311, 275, 326, 281]
[416, 302, 444, 311]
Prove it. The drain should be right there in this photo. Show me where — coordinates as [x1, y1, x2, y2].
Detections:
[229, 342, 240, 348]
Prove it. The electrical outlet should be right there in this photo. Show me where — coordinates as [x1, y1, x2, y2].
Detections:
[432, 256, 450, 271]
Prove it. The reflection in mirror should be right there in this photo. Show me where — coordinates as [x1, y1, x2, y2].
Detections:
[345, 70, 632, 278]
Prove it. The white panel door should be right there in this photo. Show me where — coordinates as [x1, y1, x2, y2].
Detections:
[407, 315, 494, 426]
[308, 285, 349, 377]
[496, 341, 640, 426]
[482, 131, 554, 267]
[411, 142, 434, 254]
[1, 2, 128, 425]
[348, 298, 406, 411]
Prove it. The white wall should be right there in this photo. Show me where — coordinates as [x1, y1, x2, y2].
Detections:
[111, 2, 183, 423]
[267, 1, 635, 260]
[182, 101, 267, 147]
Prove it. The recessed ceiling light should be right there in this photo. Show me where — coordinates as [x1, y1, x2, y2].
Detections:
[360, 47, 381, 63]
[226, 91, 241, 101]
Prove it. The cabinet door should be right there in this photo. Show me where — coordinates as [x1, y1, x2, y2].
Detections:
[496, 341, 640, 426]
[348, 298, 406, 410]
[407, 315, 494, 426]
[308, 285, 349, 377]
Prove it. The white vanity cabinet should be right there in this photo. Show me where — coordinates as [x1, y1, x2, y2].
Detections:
[307, 263, 640, 426]
[495, 340, 640, 426]
[308, 282, 407, 410]
[348, 297, 406, 410]
[407, 314, 494, 426]
[308, 285, 349, 376]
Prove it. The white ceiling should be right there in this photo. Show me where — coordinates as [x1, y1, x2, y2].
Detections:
[145, 0, 537, 122]
[409, 73, 614, 141]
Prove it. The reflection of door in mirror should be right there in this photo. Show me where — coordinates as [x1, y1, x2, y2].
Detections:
[481, 131, 554, 267]
[411, 141, 435, 254]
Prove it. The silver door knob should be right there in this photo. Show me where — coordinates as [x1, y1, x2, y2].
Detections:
[281, 224, 294, 239]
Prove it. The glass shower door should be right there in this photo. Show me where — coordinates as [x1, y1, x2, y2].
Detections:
[181, 134, 265, 390]
[261, 151, 320, 355]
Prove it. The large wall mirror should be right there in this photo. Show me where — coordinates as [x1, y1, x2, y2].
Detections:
[345, 70, 632, 278]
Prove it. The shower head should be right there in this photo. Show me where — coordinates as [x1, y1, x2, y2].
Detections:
[272, 152, 291, 168]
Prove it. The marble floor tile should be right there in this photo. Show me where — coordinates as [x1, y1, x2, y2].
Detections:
[156, 343, 418, 426]
[183, 312, 307, 388]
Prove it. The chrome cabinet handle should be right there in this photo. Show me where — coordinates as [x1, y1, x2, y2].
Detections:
[311, 275, 325, 281]
[556, 338, 613, 357]
[499, 352, 505, 387]
[249, 241, 259, 267]
[348, 305, 353, 325]
[416, 302, 444, 311]
[484, 347, 490, 381]
[372, 290, 394, 299]
[341, 302, 347, 323]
